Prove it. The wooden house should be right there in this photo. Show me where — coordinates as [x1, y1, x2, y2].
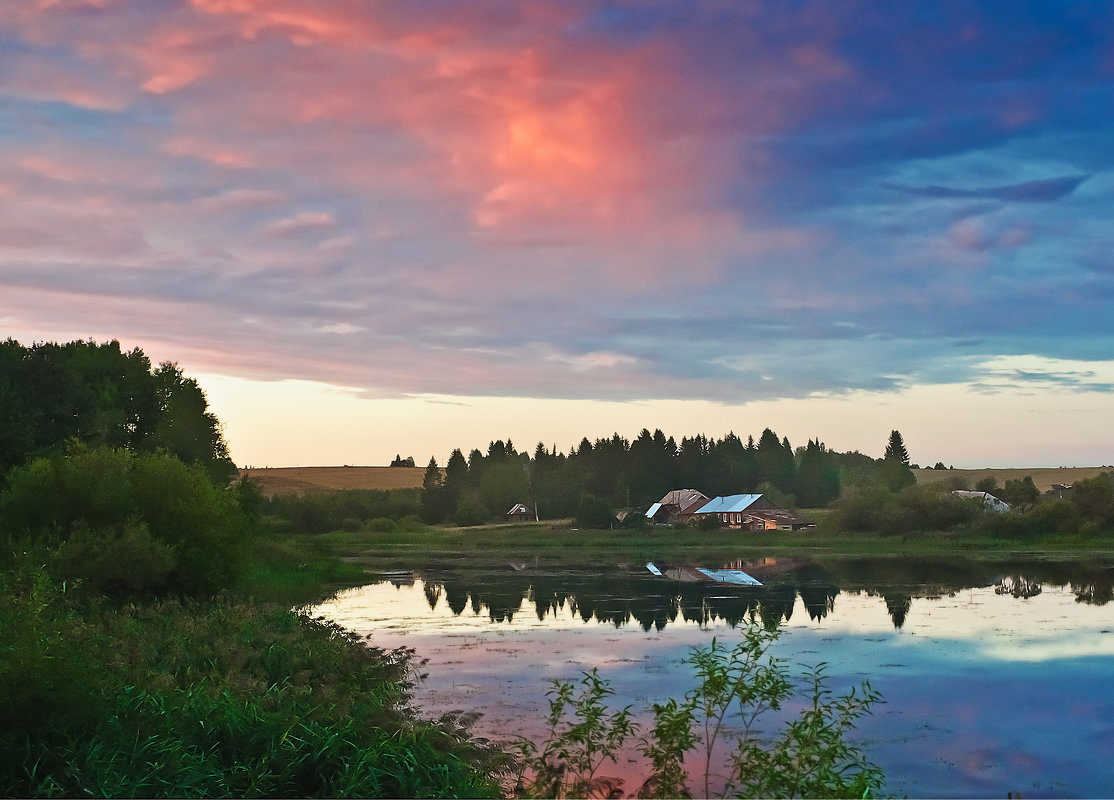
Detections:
[506, 503, 535, 523]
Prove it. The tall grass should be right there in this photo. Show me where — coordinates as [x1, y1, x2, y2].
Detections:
[0, 556, 510, 798]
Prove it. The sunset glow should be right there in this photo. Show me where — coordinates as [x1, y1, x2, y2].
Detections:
[2, 1, 1112, 466]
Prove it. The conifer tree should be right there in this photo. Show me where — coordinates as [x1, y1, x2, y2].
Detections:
[422, 456, 442, 490]
[883, 430, 910, 465]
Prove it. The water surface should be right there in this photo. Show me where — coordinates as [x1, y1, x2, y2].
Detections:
[316, 555, 1114, 798]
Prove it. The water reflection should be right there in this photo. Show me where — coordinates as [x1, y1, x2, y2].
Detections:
[390, 556, 1114, 632]
[316, 554, 1114, 798]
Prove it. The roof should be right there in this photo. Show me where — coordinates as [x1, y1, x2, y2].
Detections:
[656, 489, 709, 512]
[694, 493, 764, 515]
[645, 502, 663, 518]
[506, 503, 533, 515]
[953, 490, 1010, 511]
[746, 507, 809, 526]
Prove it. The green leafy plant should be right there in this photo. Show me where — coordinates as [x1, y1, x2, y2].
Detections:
[515, 668, 636, 798]
[514, 625, 884, 799]
[687, 631, 794, 798]
[731, 664, 883, 798]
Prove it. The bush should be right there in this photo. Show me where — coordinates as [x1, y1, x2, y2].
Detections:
[261, 488, 423, 535]
[828, 483, 980, 535]
[575, 494, 615, 529]
[454, 499, 487, 527]
[363, 517, 398, 533]
[0, 445, 248, 596]
[515, 625, 883, 799]
[52, 520, 176, 595]
[696, 514, 722, 531]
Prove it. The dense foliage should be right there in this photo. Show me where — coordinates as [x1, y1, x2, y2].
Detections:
[413, 430, 891, 526]
[259, 487, 423, 535]
[0, 338, 234, 483]
[824, 472, 1114, 539]
[0, 567, 508, 798]
[1, 445, 249, 596]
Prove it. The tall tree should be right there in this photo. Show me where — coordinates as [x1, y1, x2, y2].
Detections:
[797, 439, 841, 507]
[883, 430, 910, 465]
[420, 456, 452, 523]
[151, 363, 234, 483]
[0, 339, 233, 483]
[422, 456, 442, 490]
[757, 428, 797, 495]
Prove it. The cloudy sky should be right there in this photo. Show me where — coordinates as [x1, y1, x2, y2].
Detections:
[2, 0, 1112, 467]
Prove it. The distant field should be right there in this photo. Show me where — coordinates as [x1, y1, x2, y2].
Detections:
[241, 464, 1111, 498]
[913, 466, 1111, 493]
[239, 466, 426, 496]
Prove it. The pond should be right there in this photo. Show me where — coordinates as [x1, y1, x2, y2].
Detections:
[314, 555, 1114, 798]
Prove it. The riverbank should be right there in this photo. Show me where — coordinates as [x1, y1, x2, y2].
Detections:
[299, 521, 1114, 573]
[0, 535, 509, 798]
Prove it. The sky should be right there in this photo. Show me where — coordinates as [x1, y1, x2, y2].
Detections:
[2, 0, 1113, 468]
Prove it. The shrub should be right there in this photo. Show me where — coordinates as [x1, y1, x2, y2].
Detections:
[0, 445, 248, 596]
[696, 514, 722, 531]
[454, 499, 487, 527]
[515, 625, 883, 799]
[975, 476, 999, 493]
[52, 520, 176, 595]
[575, 494, 615, 529]
[363, 517, 398, 533]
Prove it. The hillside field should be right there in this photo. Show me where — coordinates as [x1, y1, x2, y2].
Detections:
[912, 466, 1111, 493]
[241, 464, 1112, 498]
[239, 466, 426, 496]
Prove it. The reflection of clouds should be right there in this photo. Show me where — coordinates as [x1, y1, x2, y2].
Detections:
[316, 575, 1114, 798]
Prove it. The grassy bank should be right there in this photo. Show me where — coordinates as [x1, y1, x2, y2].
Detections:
[300, 520, 1114, 572]
[0, 537, 510, 798]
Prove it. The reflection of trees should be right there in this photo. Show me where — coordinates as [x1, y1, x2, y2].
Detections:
[995, 575, 1043, 599]
[388, 556, 1114, 633]
[409, 569, 821, 631]
[424, 581, 442, 610]
[883, 593, 912, 629]
[1071, 569, 1114, 605]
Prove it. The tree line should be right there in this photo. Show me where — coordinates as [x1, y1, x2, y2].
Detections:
[417, 428, 916, 526]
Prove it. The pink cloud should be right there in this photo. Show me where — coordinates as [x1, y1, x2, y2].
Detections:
[265, 211, 336, 237]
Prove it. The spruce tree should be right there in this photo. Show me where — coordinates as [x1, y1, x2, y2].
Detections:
[883, 430, 910, 465]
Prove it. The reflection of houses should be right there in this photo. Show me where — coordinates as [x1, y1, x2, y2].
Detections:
[506, 503, 535, 522]
[953, 490, 1010, 512]
[645, 489, 710, 524]
[646, 490, 810, 531]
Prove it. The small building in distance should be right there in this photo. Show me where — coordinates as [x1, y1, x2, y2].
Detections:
[645, 489, 710, 524]
[506, 503, 535, 523]
[647, 490, 811, 531]
[692, 493, 811, 531]
[953, 490, 1010, 512]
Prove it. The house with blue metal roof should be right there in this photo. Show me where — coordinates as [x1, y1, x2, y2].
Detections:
[645, 489, 812, 530]
[691, 493, 811, 531]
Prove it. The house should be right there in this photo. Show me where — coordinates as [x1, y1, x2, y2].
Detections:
[644, 489, 710, 524]
[506, 503, 535, 522]
[953, 490, 1010, 512]
[691, 493, 811, 531]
